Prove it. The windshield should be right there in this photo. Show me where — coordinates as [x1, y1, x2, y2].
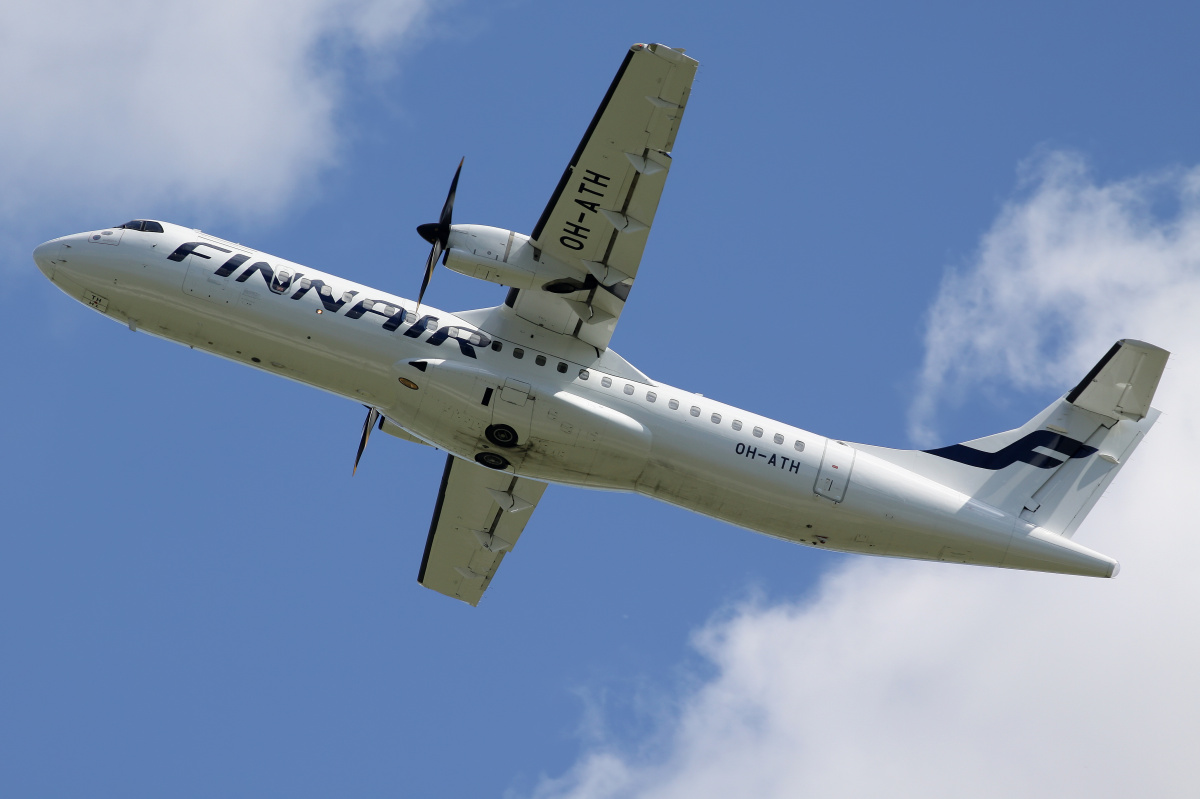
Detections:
[114, 220, 164, 233]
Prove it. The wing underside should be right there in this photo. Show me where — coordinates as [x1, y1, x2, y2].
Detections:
[511, 43, 698, 350]
[418, 454, 548, 606]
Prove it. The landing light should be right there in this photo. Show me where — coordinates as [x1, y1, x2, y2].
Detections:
[399, 378, 419, 390]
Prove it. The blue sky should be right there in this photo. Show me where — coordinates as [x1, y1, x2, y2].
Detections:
[5, 1, 1200, 796]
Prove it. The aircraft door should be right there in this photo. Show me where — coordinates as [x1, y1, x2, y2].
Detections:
[182, 253, 233, 304]
[815, 440, 855, 503]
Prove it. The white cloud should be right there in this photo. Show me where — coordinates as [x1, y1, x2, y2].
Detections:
[0, 0, 429, 225]
[909, 150, 1200, 446]
[533, 153, 1200, 798]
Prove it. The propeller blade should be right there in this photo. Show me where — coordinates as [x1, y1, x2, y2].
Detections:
[414, 158, 464, 313]
[439, 157, 463, 234]
[416, 238, 442, 312]
[353, 407, 381, 475]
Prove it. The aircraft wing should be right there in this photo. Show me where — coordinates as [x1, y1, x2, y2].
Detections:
[512, 43, 698, 351]
[418, 454, 548, 606]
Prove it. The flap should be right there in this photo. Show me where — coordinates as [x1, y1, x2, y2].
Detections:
[418, 455, 548, 606]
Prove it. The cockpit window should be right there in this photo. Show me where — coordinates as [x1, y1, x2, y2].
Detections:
[115, 220, 164, 233]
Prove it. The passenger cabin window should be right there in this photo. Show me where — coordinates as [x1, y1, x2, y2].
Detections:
[557, 362, 568, 373]
[535, 355, 547, 366]
[774, 433, 784, 445]
[579, 369, 590, 380]
[794, 440, 805, 452]
[668, 399, 679, 410]
[690, 406, 701, 417]
[646, 391, 657, 403]
[711, 413, 721, 424]
[732, 420, 743, 431]
[513, 348, 524, 359]
[491, 341, 503, 352]
[270, 269, 294, 294]
[602, 377, 612, 388]
[624, 384, 634, 395]
[753, 426, 763, 438]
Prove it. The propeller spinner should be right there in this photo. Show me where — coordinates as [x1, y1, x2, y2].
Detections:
[415, 158, 463, 312]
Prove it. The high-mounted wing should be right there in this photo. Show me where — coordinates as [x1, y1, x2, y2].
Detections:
[511, 43, 698, 350]
[418, 454, 548, 606]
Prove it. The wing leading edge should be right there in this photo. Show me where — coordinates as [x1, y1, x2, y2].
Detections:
[511, 43, 698, 350]
[418, 454, 548, 606]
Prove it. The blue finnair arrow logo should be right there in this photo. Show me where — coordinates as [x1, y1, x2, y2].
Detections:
[923, 430, 1097, 470]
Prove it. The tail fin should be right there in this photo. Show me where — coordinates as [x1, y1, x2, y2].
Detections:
[860, 340, 1169, 538]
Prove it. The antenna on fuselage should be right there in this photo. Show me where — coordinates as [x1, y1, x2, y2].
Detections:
[414, 158, 463, 314]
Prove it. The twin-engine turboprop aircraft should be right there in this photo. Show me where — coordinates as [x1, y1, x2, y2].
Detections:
[35, 43, 1168, 605]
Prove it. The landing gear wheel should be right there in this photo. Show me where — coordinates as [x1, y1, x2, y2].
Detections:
[475, 451, 511, 470]
[485, 423, 519, 448]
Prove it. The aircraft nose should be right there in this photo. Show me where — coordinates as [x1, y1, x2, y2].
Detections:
[33, 239, 58, 278]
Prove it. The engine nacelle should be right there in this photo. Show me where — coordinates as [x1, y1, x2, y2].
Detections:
[443, 225, 582, 291]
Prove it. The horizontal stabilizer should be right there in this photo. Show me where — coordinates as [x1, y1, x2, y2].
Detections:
[1066, 339, 1169, 422]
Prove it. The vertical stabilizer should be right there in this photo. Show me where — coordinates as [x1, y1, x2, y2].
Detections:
[857, 340, 1168, 538]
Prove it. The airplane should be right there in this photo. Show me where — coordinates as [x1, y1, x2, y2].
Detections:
[33, 43, 1168, 606]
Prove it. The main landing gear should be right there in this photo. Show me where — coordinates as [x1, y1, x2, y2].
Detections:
[485, 424, 519, 448]
[475, 451, 511, 470]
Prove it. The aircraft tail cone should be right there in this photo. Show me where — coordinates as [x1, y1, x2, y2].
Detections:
[1002, 524, 1120, 578]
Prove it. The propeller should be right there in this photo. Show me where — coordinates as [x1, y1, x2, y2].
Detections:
[353, 406, 381, 475]
[415, 157, 464, 313]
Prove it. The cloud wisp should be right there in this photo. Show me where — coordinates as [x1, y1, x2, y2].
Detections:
[533, 152, 1200, 798]
[910, 150, 1200, 446]
[0, 0, 429, 226]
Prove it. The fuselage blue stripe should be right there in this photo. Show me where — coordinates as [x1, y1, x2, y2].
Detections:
[923, 430, 1097, 470]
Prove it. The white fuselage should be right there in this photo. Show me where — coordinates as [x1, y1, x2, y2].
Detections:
[34, 223, 1119, 578]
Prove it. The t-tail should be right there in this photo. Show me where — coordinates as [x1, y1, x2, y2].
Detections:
[858, 340, 1169, 569]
